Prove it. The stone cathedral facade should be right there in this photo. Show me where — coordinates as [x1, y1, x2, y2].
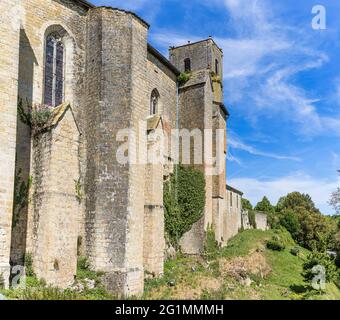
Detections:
[0, 0, 244, 297]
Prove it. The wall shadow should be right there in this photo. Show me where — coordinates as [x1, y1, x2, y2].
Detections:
[10, 28, 37, 266]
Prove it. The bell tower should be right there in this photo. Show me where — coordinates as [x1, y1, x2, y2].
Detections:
[169, 39, 228, 251]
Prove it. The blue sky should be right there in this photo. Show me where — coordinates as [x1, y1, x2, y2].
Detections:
[93, 0, 340, 214]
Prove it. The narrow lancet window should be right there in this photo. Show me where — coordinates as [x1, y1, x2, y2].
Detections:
[184, 58, 191, 72]
[150, 89, 159, 115]
[215, 59, 219, 75]
[44, 33, 64, 107]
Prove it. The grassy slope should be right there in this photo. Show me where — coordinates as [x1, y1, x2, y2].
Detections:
[1, 229, 339, 300]
[144, 229, 340, 300]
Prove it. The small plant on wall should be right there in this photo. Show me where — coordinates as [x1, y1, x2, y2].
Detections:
[177, 72, 191, 86]
[74, 178, 83, 204]
[164, 164, 205, 248]
[18, 98, 53, 132]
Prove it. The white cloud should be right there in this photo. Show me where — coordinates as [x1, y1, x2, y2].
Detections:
[229, 173, 340, 215]
[229, 133, 301, 161]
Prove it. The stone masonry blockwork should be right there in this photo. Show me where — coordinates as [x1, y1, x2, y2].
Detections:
[0, 0, 257, 297]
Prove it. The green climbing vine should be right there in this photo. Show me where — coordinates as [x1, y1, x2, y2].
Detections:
[164, 164, 205, 248]
[13, 168, 32, 228]
[74, 178, 83, 204]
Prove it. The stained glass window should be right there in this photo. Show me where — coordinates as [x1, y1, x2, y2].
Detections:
[44, 33, 64, 107]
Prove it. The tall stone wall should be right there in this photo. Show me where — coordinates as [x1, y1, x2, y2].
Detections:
[224, 189, 242, 242]
[12, 0, 88, 266]
[144, 53, 177, 276]
[0, 0, 20, 287]
[84, 8, 149, 297]
[30, 107, 80, 287]
[144, 125, 165, 276]
[177, 82, 208, 254]
[171, 40, 226, 252]
[255, 212, 268, 231]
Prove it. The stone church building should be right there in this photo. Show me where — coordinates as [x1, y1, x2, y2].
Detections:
[0, 0, 245, 297]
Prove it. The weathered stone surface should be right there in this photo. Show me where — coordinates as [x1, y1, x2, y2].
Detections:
[224, 186, 243, 243]
[0, 0, 236, 297]
[255, 212, 268, 231]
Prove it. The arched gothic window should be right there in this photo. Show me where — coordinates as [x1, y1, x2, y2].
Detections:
[184, 58, 191, 72]
[44, 33, 65, 107]
[150, 89, 159, 115]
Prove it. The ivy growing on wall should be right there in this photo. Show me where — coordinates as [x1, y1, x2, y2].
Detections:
[12, 168, 32, 229]
[164, 165, 206, 247]
[74, 178, 83, 204]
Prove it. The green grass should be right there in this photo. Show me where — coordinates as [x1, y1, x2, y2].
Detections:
[0, 257, 115, 300]
[144, 229, 340, 300]
[1, 230, 339, 300]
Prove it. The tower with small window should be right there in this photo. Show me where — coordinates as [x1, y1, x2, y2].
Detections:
[169, 38, 228, 250]
[169, 38, 223, 77]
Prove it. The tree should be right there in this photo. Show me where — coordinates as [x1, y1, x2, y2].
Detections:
[329, 188, 340, 215]
[276, 192, 319, 213]
[241, 198, 253, 211]
[255, 196, 274, 213]
[279, 210, 301, 240]
[294, 207, 335, 251]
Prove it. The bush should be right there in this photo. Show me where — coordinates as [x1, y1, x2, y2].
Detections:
[177, 72, 191, 85]
[0, 274, 4, 289]
[18, 99, 53, 131]
[164, 165, 205, 247]
[266, 240, 285, 251]
[266, 234, 286, 251]
[302, 251, 339, 286]
[203, 226, 220, 261]
[24, 253, 35, 277]
[290, 247, 300, 256]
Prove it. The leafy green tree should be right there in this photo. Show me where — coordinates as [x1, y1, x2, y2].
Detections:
[241, 198, 253, 211]
[255, 196, 274, 213]
[276, 192, 319, 213]
[294, 207, 334, 251]
[279, 210, 301, 240]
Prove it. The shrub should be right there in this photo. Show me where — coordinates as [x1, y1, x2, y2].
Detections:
[0, 274, 4, 289]
[290, 247, 300, 256]
[203, 226, 220, 261]
[266, 236, 285, 251]
[177, 72, 191, 85]
[266, 240, 285, 251]
[164, 165, 205, 247]
[302, 251, 339, 286]
[24, 253, 35, 277]
[18, 99, 53, 131]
